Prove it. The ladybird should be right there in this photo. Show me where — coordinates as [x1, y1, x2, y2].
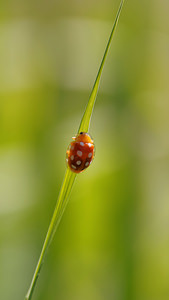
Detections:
[66, 132, 95, 173]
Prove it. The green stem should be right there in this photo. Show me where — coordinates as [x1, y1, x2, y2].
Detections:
[25, 169, 76, 300]
[25, 1, 124, 299]
[78, 0, 124, 133]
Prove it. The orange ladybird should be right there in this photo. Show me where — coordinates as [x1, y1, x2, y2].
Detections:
[66, 132, 95, 173]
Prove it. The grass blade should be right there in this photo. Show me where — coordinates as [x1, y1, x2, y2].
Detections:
[78, 0, 124, 133]
[25, 1, 124, 299]
[25, 169, 76, 300]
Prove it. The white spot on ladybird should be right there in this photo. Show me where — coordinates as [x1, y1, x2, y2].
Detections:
[88, 143, 92, 147]
[85, 162, 89, 167]
[88, 152, 92, 158]
[77, 150, 82, 157]
[71, 145, 74, 150]
[71, 155, 74, 161]
[71, 164, 76, 169]
[80, 142, 84, 146]
[76, 160, 81, 166]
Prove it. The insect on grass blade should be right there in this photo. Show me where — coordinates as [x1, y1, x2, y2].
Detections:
[25, 1, 124, 299]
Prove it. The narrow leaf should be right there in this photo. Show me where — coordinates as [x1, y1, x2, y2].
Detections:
[25, 169, 77, 300]
[25, 1, 124, 299]
[78, 0, 124, 133]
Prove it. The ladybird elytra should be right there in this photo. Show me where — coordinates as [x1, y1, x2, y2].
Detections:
[66, 132, 95, 173]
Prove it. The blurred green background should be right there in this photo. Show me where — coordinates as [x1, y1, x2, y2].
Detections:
[0, 0, 169, 299]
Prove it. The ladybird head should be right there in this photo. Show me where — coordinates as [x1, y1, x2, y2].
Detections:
[75, 132, 93, 144]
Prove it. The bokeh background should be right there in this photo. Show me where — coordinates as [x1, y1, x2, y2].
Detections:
[0, 0, 169, 299]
